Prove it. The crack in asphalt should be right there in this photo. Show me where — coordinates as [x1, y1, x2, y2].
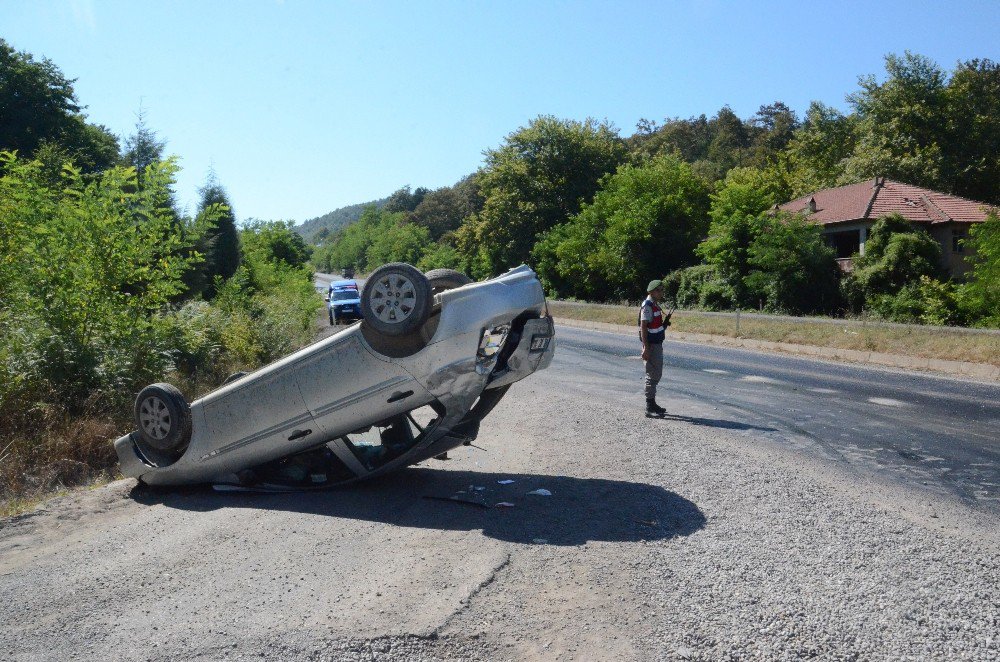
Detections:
[433, 551, 512, 637]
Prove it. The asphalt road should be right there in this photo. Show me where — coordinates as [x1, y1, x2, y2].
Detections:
[557, 324, 1000, 514]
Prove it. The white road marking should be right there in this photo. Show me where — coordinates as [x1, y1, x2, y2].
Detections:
[808, 387, 839, 394]
[703, 369, 729, 374]
[868, 397, 909, 407]
[741, 375, 782, 384]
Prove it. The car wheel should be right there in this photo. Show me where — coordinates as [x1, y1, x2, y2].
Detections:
[361, 263, 432, 337]
[222, 371, 247, 386]
[134, 383, 192, 455]
[425, 268, 472, 294]
[329, 309, 335, 325]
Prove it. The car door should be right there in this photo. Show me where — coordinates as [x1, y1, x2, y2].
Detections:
[293, 333, 434, 439]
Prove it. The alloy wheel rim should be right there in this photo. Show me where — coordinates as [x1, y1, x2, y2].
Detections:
[369, 274, 416, 324]
[139, 396, 171, 440]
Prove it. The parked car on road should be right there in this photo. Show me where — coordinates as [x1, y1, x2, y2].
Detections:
[327, 279, 362, 325]
[117, 263, 555, 489]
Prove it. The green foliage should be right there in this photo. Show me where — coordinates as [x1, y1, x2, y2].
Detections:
[0, 152, 208, 412]
[297, 196, 390, 244]
[460, 115, 628, 277]
[195, 175, 241, 297]
[0, 39, 120, 172]
[533, 154, 710, 300]
[416, 242, 462, 271]
[242, 219, 311, 269]
[383, 185, 429, 213]
[410, 175, 482, 241]
[845, 215, 943, 313]
[365, 220, 432, 267]
[696, 167, 789, 307]
[662, 264, 732, 310]
[784, 102, 858, 196]
[744, 214, 840, 314]
[958, 212, 1000, 327]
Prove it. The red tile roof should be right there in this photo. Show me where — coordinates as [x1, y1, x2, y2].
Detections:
[777, 179, 995, 226]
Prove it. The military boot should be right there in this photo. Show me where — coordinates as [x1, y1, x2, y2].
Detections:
[645, 398, 666, 416]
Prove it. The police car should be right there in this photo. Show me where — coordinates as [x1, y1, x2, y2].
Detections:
[327, 279, 362, 325]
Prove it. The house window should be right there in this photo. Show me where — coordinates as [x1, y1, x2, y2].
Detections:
[952, 231, 967, 253]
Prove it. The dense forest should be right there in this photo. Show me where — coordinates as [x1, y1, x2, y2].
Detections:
[310, 52, 999, 328]
[0, 39, 319, 505]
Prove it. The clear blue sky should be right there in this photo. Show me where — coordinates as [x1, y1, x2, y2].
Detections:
[4, 0, 999, 224]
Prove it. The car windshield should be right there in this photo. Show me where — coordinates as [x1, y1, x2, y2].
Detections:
[332, 290, 358, 301]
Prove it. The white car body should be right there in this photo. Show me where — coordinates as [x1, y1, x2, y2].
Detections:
[115, 265, 555, 488]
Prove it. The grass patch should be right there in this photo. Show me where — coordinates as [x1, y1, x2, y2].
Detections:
[549, 301, 1000, 366]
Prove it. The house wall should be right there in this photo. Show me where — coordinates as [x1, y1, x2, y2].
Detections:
[928, 222, 976, 278]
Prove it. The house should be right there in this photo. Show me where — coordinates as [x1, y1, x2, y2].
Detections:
[777, 178, 995, 276]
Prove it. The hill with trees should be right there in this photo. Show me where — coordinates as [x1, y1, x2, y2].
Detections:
[295, 197, 389, 245]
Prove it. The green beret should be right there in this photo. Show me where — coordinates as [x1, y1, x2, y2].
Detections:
[647, 279, 663, 292]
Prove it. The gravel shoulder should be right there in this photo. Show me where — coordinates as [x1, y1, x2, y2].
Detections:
[1, 350, 998, 660]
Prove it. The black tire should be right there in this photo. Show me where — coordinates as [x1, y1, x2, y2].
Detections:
[329, 308, 335, 325]
[222, 371, 248, 386]
[425, 268, 472, 294]
[361, 263, 432, 337]
[134, 383, 192, 455]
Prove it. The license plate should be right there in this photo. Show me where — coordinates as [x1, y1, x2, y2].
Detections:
[529, 335, 551, 352]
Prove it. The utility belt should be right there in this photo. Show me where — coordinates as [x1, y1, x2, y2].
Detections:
[646, 328, 665, 344]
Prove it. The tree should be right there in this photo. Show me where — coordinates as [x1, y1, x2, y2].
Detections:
[942, 59, 1000, 204]
[845, 52, 949, 189]
[460, 116, 628, 277]
[0, 39, 119, 172]
[242, 220, 310, 269]
[745, 214, 840, 314]
[784, 101, 858, 196]
[696, 167, 790, 307]
[195, 172, 241, 298]
[959, 211, 1000, 326]
[843, 214, 944, 313]
[534, 153, 710, 300]
[383, 185, 429, 213]
[748, 102, 799, 167]
[411, 175, 482, 240]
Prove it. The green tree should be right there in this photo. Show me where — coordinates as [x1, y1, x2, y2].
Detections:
[958, 211, 1000, 326]
[942, 59, 1000, 204]
[195, 172, 241, 298]
[461, 116, 627, 277]
[534, 153, 710, 300]
[0, 39, 119, 172]
[242, 219, 311, 269]
[748, 102, 799, 168]
[696, 167, 789, 307]
[845, 52, 949, 189]
[745, 214, 840, 314]
[844, 214, 944, 313]
[366, 221, 432, 267]
[0, 152, 208, 407]
[383, 185, 429, 213]
[411, 175, 482, 240]
[784, 101, 858, 196]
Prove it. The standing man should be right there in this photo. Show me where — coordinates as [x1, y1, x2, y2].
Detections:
[639, 280, 671, 416]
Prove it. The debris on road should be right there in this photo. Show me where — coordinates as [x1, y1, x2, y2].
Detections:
[495, 502, 516, 508]
[498, 479, 515, 485]
[526, 488, 551, 496]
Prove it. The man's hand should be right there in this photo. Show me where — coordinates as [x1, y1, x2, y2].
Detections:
[641, 346, 650, 361]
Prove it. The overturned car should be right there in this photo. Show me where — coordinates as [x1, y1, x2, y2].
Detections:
[115, 263, 555, 489]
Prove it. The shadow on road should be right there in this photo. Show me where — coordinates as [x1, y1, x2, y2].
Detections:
[650, 412, 777, 432]
[132, 467, 706, 546]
